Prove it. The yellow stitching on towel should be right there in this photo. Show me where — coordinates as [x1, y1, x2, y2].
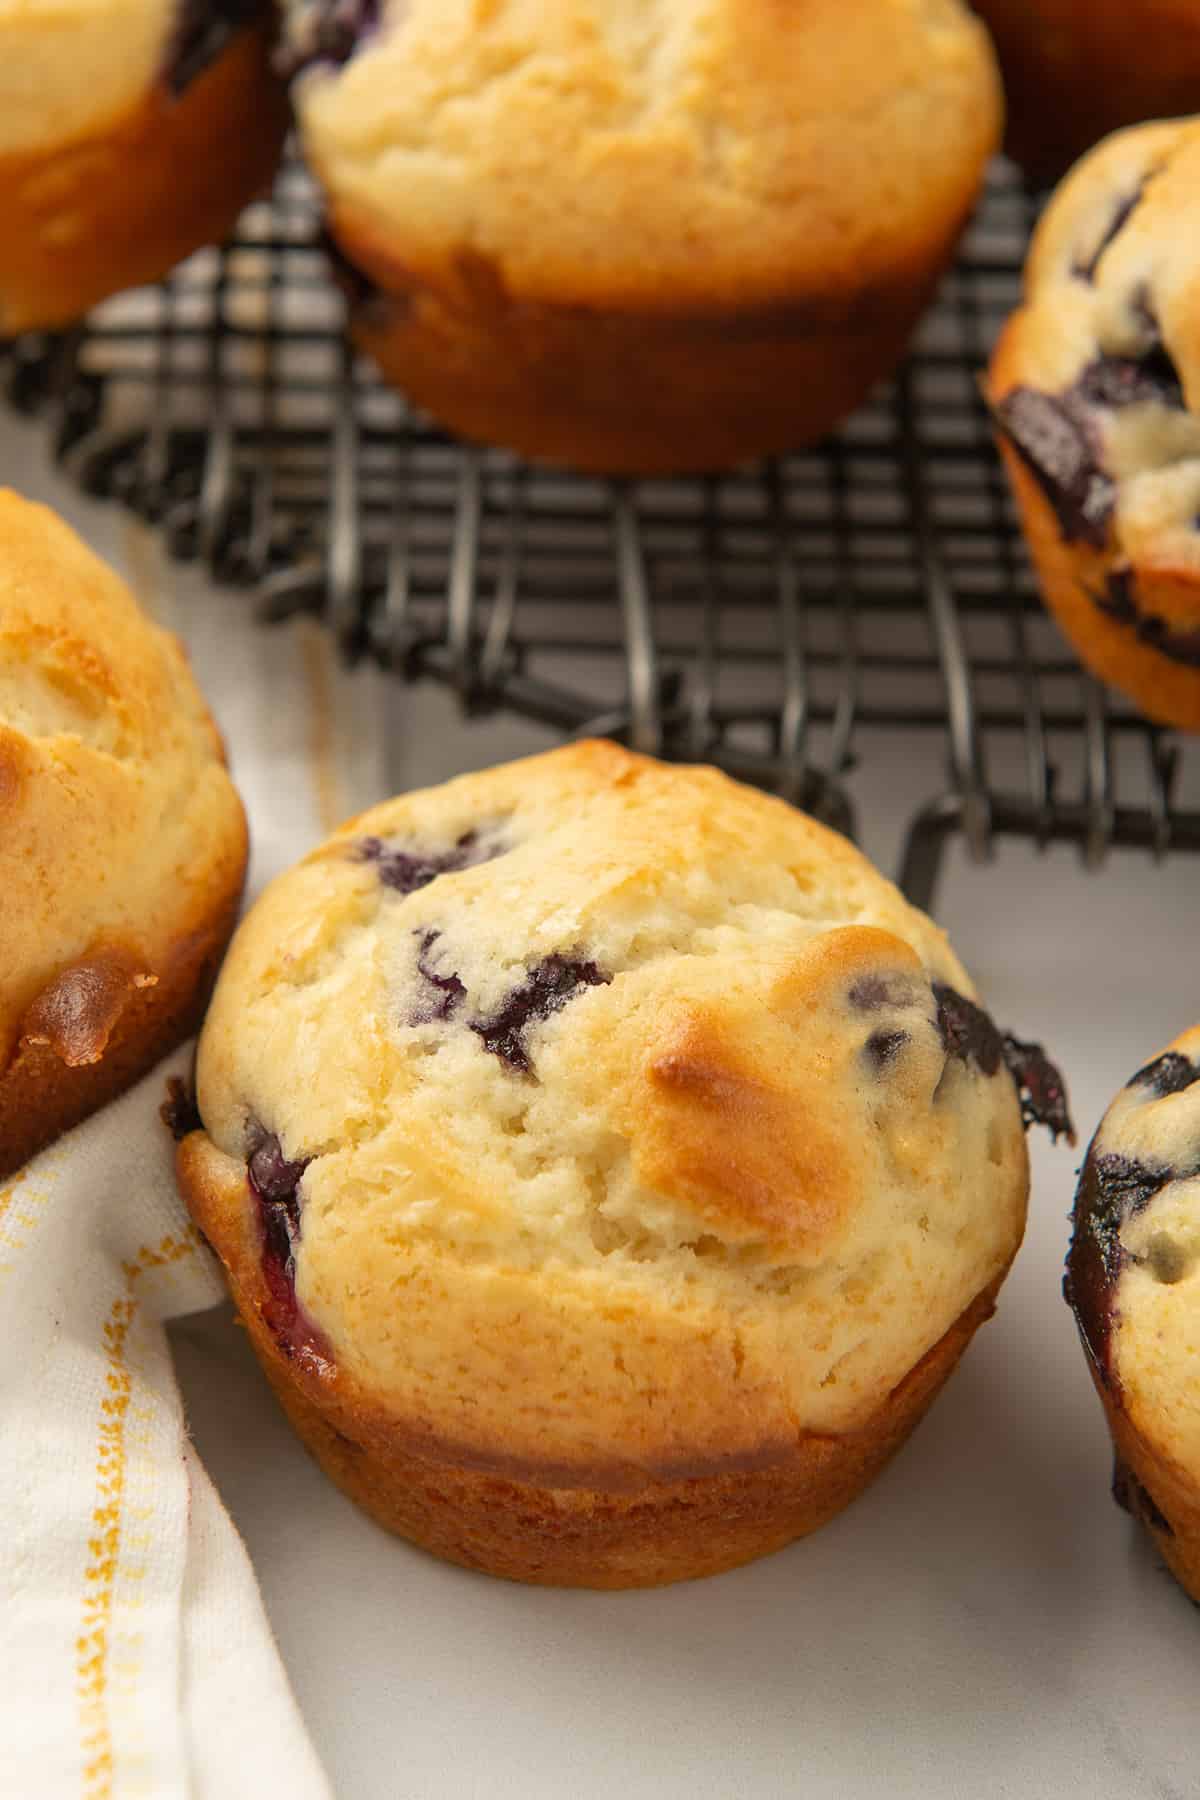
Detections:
[0, 1163, 58, 1287]
[0, 1168, 27, 1227]
[76, 1229, 202, 1800]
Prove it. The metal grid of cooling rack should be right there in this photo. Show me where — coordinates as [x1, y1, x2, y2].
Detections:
[3, 157, 1199, 908]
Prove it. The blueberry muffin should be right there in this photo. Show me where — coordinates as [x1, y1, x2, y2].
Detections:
[970, 0, 1200, 184]
[0, 0, 287, 334]
[988, 120, 1200, 731]
[282, 0, 1002, 474]
[1066, 1027, 1200, 1605]
[176, 740, 1070, 1587]
[0, 492, 247, 1177]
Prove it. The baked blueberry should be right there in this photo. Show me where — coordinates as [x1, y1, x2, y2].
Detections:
[992, 387, 1114, 548]
[1076, 347, 1184, 413]
[1130, 1052, 1200, 1097]
[244, 1126, 331, 1370]
[471, 956, 610, 1075]
[360, 827, 505, 896]
[864, 1028, 908, 1071]
[1064, 1023, 1200, 1604]
[1000, 1035, 1075, 1142]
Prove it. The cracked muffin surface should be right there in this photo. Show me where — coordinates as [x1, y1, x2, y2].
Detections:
[179, 742, 1046, 1585]
[1066, 1025, 1200, 1603]
[988, 119, 1200, 730]
[0, 490, 247, 1176]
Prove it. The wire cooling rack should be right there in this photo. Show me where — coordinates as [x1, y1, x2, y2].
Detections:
[4, 157, 1198, 908]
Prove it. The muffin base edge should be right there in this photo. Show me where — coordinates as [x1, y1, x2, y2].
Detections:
[179, 1130, 1011, 1588]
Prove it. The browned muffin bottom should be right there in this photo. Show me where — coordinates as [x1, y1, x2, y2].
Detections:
[183, 1112, 1012, 1589]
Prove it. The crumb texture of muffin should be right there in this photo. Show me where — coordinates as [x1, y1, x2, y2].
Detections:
[1065, 1024, 1200, 1604]
[0, 0, 286, 332]
[285, 0, 1002, 472]
[970, 0, 1200, 184]
[179, 740, 1038, 1586]
[988, 119, 1200, 731]
[0, 491, 248, 1177]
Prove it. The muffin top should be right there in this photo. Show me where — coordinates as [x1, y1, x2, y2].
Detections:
[193, 741, 1039, 1472]
[288, 0, 1002, 309]
[0, 0, 261, 158]
[990, 119, 1200, 622]
[0, 491, 246, 1076]
[1067, 1025, 1200, 1468]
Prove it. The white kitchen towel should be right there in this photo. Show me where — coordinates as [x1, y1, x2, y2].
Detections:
[0, 1045, 332, 1800]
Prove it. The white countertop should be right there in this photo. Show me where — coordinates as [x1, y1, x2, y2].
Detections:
[7, 426, 1197, 1800]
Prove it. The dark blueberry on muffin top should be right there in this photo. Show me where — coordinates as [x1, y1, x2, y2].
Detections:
[1130, 1052, 1200, 1098]
[471, 956, 611, 1076]
[933, 983, 1005, 1076]
[359, 826, 506, 897]
[864, 1028, 908, 1071]
[992, 388, 1115, 548]
[1076, 348, 1184, 413]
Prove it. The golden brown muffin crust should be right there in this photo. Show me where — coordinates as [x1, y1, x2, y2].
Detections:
[0, 492, 247, 1175]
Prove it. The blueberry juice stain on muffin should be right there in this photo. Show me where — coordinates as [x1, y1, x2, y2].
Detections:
[245, 1125, 333, 1373]
[1065, 1047, 1200, 1385]
[469, 956, 611, 1076]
